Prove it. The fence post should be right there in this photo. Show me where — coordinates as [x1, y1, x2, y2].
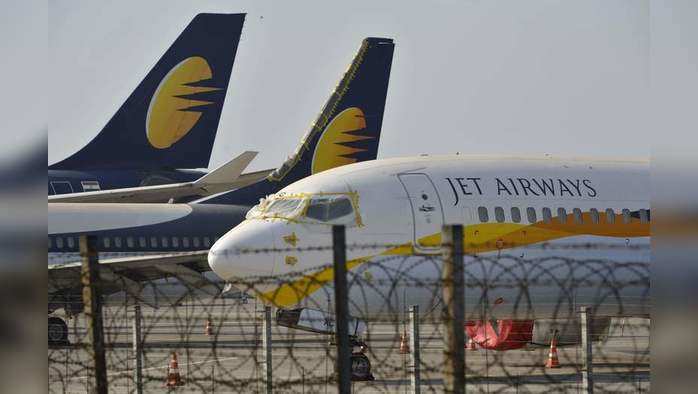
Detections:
[262, 305, 273, 394]
[409, 305, 421, 394]
[332, 225, 351, 394]
[442, 225, 465, 394]
[580, 306, 594, 393]
[80, 235, 108, 394]
[132, 304, 143, 394]
[211, 365, 215, 393]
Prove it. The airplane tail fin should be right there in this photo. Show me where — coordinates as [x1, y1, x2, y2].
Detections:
[270, 37, 395, 182]
[198, 37, 395, 206]
[50, 13, 245, 170]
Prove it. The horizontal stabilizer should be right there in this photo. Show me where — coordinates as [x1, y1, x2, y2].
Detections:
[195, 151, 257, 185]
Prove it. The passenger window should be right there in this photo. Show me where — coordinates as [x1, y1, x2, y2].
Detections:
[478, 206, 489, 222]
[193, 237, 200, 248]
[67, 237, 74, 249]
[590, 208, 600, 224]
[161, 237, 169, 248]
[103, 237, 111, 248]
[573, 208, 583, 224]
[127, 237, 134, 248]
[557, 207, 567, 224]
[526, 207, 537, 223]
[114, 237, 122, 248]
[150, 237, 158, 248]
[204, 237, 211, 248]
[172, 237, 179, 248]
[510, 207, 521, 223]
[622, 209, 631, 224]
[605, 208, 615, 224]
[542, 207, 552, 224]
[48, 237, 52, 249]
[56, 237, 64, 249]
[494, 207, 505, 223]
[182, 237, 190, 248]
[139, 237, 146, 248]
[639, 209, 649, 223]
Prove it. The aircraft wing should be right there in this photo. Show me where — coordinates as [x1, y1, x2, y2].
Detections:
[48, 251, 221, 306]
[48, 151, 273, 203]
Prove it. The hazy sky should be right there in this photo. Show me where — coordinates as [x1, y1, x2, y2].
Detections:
[47, 0, 651, 171]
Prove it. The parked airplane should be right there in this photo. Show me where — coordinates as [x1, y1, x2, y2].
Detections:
[48, 37, 396, 344]
[208, 154, 650, 375]
[48, 13, 246, 198]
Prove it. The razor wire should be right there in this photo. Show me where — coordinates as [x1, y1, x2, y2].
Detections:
[48, 242, 650, 393]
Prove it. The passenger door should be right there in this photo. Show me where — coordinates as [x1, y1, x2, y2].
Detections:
[398, 173, 445, 253]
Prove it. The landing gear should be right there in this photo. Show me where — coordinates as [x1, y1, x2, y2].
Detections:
[351, 353, 373, 381]
[275, 307, 375, 380]
[350, 338, 374, 381]
[48, 316, 68, 346]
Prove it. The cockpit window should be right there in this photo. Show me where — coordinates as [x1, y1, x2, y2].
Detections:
[266, 198, 304, 217]
[305, 196, 354, 222]
[246, 197, 304, 220]
[246, 192, 362, 226]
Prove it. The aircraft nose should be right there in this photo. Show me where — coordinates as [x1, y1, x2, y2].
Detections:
[208, 220, 277, 280]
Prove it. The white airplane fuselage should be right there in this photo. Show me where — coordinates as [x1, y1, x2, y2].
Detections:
[209, 155, 650, 324]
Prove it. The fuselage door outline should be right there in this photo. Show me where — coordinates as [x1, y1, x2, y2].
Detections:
[397, 173, 445, 254]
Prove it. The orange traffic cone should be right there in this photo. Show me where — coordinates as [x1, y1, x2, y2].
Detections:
[165, 352, 185, 387]
[466, 338, 478, 351]
[399, 332, 410, 354]
[205, 318, 213, 336]
[545, 334, 560, 368]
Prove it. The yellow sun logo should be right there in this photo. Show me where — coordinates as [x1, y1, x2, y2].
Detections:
[145, 56, 221, 149]
[311, 107, 375, 174]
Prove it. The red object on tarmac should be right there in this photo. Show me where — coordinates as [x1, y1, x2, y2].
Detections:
[165, 352, 185, 387]
[205, 318, 214, 336]
[464, 319, 534, 350]
[545, 335, 561, 368]
[399, 332, 410, 354]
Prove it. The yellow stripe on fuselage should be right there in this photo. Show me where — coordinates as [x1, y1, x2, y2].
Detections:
[259, 214, 650, 307]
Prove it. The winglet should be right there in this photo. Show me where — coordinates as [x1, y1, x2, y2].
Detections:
[195, 151, 258, 185]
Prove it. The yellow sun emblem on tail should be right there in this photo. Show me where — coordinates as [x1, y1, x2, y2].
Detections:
[311, 107, 375, 174]
[146, 56, 221, 149]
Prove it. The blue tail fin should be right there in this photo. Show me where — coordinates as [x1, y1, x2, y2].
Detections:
[200, 37, 395, 206]
[50, 13, 245, 170]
